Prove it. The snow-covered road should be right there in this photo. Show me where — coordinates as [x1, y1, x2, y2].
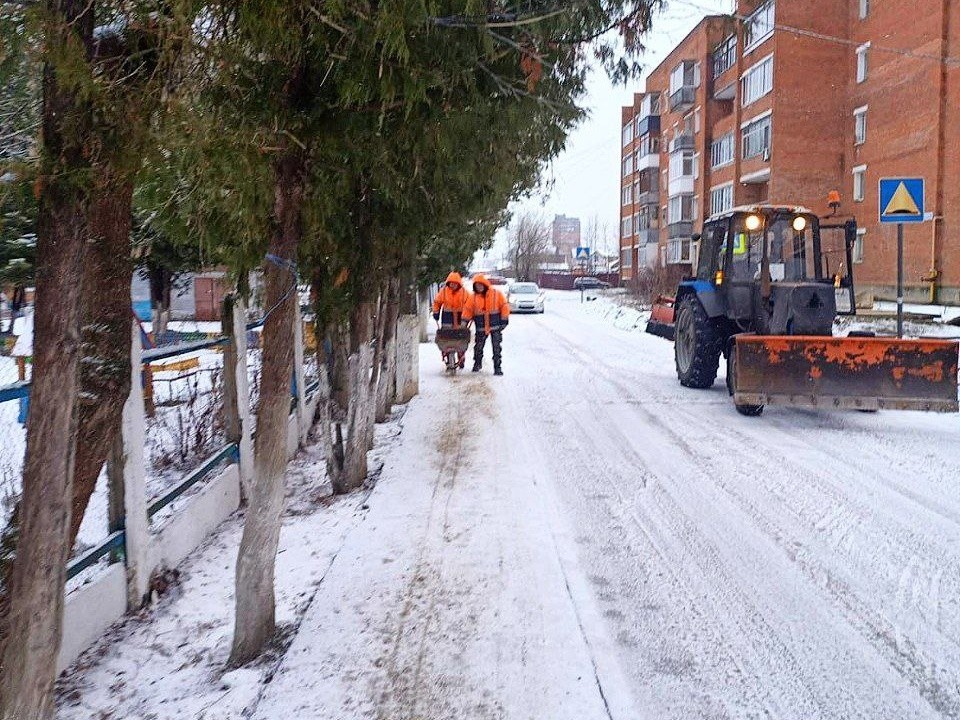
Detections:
[262, 290, 960, 720]
[501, 291, 960, 720]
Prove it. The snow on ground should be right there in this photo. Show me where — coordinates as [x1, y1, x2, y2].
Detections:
[56, 425, 391, 720]
[47, 290, 960, 719]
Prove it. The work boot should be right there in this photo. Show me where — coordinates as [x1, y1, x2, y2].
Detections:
[472, 363, 481, 373]
[494, 367, 503, 376]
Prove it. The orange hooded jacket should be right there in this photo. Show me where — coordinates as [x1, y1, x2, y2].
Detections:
[464, 274, 510, 334]
[432, 272, 470, 328]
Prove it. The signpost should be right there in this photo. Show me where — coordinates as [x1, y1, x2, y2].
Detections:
[576, 247, 591, 303]
[879, 178, 925, 338]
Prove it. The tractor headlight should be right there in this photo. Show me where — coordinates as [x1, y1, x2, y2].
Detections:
[792, 216, 808, 232]
[745, 214, 762, 231]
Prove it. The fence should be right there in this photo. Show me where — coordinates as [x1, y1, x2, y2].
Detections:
[0, 298, 322, 671]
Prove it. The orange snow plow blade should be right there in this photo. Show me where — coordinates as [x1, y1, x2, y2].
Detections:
[733, 335, 960, 412]
[645, 296, 676, 341]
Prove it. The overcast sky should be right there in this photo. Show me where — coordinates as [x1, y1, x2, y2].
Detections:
[478, 0, 732, 266]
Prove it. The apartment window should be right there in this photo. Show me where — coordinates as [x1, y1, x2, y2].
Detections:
[637, 134, 660, 157]
[669, 194, 696, 223]
[693, 152, 701, 180]
[640, 93, 661, 118]
[857, 43, 870, 83]
[859, 0, 869, 19]
[711, 132, 735, 168]
[853, 228, 865, 264]
[853, 165, 867, 202]
[667, 239, 693, 264]
[744, 0, 775, 52]
[622, 185, 633, 206]
[713, 35, 737, 78]
[622, 122, 634, 147]
[711, 183, 734, 216]
[670, 61, 699, 94]
[854, 106, 868, 145]
[742, 113, 772, 160]
[637, 204, 658, 231]
[622, 155, 634, 177]
[636, 169, 657, 197]
[741, 55, 774, 106]
[621, 247, 633, 269]
[670, 150, 695, 179]
[621, 216, 633, 238]
[633, 212, 640, 235]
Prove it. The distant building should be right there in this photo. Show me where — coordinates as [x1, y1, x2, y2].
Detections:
[551, 215, 582, 260]
[619, 1, 960, 305]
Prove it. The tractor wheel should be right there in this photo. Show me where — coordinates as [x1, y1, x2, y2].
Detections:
[674, 295, 723, 389]
[726, 342, 764, 416]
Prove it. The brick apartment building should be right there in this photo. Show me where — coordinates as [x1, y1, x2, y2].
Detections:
[619, 0, 960, 305]
[551, 214, 582, 259]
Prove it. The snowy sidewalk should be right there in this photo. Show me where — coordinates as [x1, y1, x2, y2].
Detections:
[251, 350, 634, 720]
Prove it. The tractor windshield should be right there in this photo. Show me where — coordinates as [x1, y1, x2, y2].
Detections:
[728, 213, 818, 282]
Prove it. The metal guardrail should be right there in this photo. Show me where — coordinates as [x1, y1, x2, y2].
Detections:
[142, 337, 229, 363]
[147, 443, 240, 518]
[0, 381, 29, 402]
[66, 530, 125, 581]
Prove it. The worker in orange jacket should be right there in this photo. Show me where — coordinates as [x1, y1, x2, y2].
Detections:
[432, 271, 471, 368]
[463, 274, 510, 376]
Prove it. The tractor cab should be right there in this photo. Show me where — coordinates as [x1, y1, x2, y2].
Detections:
[693, 206, 856, 336]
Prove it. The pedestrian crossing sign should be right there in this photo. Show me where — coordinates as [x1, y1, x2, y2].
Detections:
[576, 247, 591, 259]
[879, 178, 925, 224]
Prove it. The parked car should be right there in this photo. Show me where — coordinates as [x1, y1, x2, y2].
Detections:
[507, 282, 545, 313]
[573, 276, 611, 291]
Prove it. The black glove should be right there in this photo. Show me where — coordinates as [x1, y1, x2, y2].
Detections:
[500, 318, 509, 329]
[432, 312, 440, 322]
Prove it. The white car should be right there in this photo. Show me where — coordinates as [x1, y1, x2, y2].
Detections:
[507, 282, 545, 314]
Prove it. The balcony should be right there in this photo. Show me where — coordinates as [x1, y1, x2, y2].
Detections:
[635, 152, 660, 172]
[667, 221, 694, 239]
[713, 81, 736, 101]
[668, 86, 695, 113]
[669, 133, 695, 152]
[668, 175, 695, 197]
[635, 114, 661, 138]
[635, 188, 659, 206]
[636, 228, 659, 245]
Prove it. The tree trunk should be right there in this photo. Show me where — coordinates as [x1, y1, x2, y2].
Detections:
[229, 149, 305, 667]
[339, 300, 374, 493]
[0, 1, 94, 715]
[329, 321, 350, 411]
[375, 277, 400, 423]
[68, 175, 134, 550]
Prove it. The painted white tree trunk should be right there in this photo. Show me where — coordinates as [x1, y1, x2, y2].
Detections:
[223, 297, 253, 496]
[375, 331, 396, 422]
[342, 342, 374, 490]
[395, 315, 420, 403]
[118, 325, 150, 608]
[293, 304, 308, 446]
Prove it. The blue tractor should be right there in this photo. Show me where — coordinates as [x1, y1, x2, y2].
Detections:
[649, 205, 958, 416]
